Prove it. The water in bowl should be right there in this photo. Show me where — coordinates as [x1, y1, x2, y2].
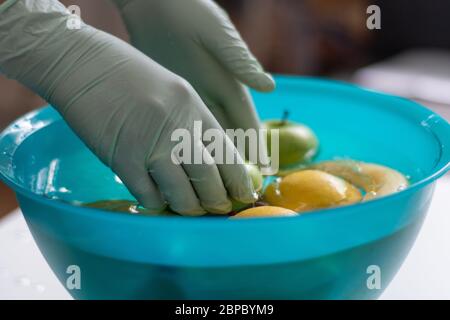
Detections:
[30, 215, 424, 299]
[13, 114, 431, 299]
[7, 76, 447, 299]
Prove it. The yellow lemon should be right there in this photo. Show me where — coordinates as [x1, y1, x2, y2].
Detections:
[231, 206, 297, 219]
[263, 169, 362, 212]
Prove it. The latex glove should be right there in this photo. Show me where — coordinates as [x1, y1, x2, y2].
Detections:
[0, 0, 257, 215]
[112, 0, 275, 135]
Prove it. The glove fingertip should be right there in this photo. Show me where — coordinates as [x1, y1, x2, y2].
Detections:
[243, 72, 276, 92]
[134, 192, 166, 212]
[172, 206, 208, 217]
[202, 200, 233, 215]
[231, 181, 258, 204]
[256, 73, 276, 92]
[235, 192, 259, 205]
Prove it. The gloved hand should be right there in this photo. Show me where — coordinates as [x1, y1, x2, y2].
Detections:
[0, 0, 257, 215]
[112, 0, 275, 135]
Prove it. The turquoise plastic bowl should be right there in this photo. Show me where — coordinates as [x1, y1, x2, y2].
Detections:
[1, 77, 449, 299]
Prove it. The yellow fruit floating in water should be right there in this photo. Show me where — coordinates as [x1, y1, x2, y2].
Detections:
[231, 206, 297, 219]
[83, 161, 408, 217]
[263, 169, 362, 212]
[312, 161, 409, 201]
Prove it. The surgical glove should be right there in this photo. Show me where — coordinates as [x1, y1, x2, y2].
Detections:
[112, 0, 275, 135]
[0, 0, 256, 215]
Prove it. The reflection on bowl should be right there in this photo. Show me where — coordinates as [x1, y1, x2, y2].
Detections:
[1, 77, 449, 299]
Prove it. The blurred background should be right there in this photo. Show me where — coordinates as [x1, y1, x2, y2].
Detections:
[1, 0, 450, 217]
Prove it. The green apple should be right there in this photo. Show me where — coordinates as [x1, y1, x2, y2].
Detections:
[245, 162, 263, 193]
[231, 162, 263, 212]
[263, 119, 318, 169]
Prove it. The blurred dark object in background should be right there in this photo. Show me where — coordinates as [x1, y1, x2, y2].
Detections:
[373, 0, 450, 59]
[216, 0, 371, 75]
[217, 0, 450, 76]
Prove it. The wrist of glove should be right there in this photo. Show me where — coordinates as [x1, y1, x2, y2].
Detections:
[0, 0, 257, 215]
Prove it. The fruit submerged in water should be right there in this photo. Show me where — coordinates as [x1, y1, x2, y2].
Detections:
[263, 119, 318, 168]
[312, 161, 409, 201]
[231, 206, 297, 219]
[83, 200, 176, 216]
[231, 162, 264, 212]
[231, 199, 251, 212]
[263, 169, 362, 212]
[245, 162, 263, 193]
[84, 200, 136, 212]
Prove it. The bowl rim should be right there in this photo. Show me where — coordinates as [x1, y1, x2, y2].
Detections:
[1, 76, 449, 226]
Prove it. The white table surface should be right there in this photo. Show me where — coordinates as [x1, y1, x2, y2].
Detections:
[1, 175, 449, 300]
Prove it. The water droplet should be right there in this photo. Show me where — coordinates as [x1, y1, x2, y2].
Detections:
[17, 276, 31, 287]
[129, 205, 140, 214]
[421, 114, 440, 128]
[58, 187, 70, 193]
[35, 284, 46, 293]
[114, 175, 123, 184]
[367, 191, 377, 197]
